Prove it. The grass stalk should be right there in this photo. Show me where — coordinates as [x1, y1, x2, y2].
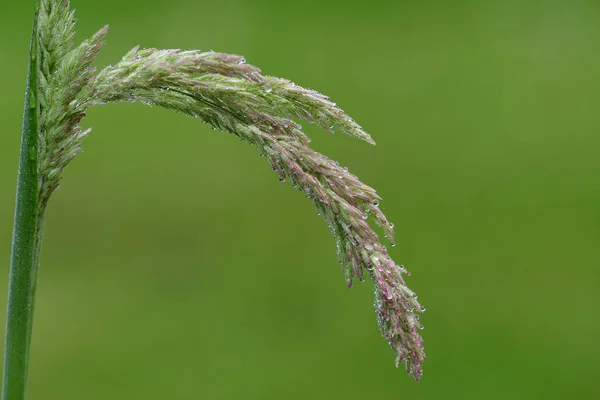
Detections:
[2, 4, 41, 400]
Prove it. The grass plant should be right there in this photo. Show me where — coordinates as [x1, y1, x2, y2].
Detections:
[3, 1, 424, 398]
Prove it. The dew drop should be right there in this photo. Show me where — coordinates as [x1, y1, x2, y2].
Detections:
[373, 200, 380, 207]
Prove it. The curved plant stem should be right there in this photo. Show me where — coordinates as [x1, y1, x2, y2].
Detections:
[2, 4, 41, 400]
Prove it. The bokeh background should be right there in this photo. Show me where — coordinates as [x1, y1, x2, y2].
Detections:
[1, 0, 599, 398]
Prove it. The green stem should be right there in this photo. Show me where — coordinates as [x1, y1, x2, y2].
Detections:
[2, 5, 41, 400]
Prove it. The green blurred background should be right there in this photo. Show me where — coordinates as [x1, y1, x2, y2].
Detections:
[1, 0, 599, 398]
